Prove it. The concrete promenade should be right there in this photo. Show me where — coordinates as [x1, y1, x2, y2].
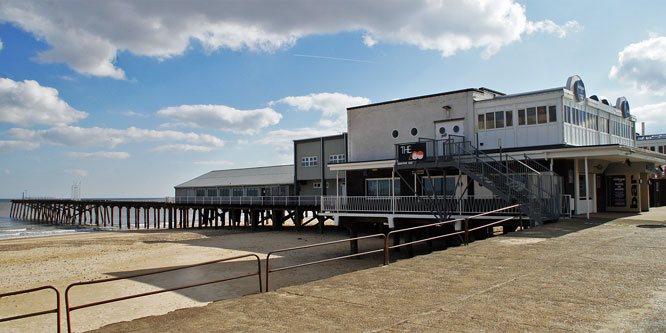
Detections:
[95, 209, 666, 332]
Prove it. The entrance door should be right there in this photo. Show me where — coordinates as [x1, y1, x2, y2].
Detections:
[577, 173, 597, 214]
[434, 120, 464, 157]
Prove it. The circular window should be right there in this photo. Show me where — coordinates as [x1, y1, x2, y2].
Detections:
[411, 128, 418, 136]
[453, 125, 460, 133]
[392, 130, 399, 138]
[439, 127, 446, 134]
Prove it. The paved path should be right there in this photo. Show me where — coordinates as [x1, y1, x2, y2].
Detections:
[94, 210, 666, 332]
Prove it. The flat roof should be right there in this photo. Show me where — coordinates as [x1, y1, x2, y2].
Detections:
[347, 88, 494, 111]
[175, 165, 294, 188]
[293, 133, 346, 143]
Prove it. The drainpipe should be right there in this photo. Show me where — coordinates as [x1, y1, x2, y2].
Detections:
[585, 156, 590, 220]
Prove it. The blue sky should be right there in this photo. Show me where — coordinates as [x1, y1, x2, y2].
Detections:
[1, 0, 666, 198]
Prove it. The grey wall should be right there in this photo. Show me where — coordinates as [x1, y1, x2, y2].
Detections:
[347, 90, 482, 162]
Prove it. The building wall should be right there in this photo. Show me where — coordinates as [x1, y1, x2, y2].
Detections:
[294, 134, 347, 195]
[347, 90, 489, 162]
[295, 140, 321, 181]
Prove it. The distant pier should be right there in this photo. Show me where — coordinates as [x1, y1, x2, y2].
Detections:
[9, 198, 326, 231]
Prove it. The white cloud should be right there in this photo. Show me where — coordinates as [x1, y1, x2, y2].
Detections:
[3, 168, 9, 175]
[157, 104, 282, 135]
[0, 140, 39, 153]
[152, 144, 218, 153]
[64, 169, 88, 177]
[122, 110, 149, 118]
[0, 1, 578, 78]
[610, 36, 666, 95]
[193, 160, 234, 166]
[0, 39, 3, 51]
[0, 78, 88, 127]
[273, 92, 370, 132]
[66, 151, 131, 160]
[6, 126, 225, 149]
[633, 102, 666, 134]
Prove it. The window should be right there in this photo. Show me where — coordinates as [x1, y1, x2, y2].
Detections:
[478, 114, 485, 129]
[246, 188, 259, 196]
[564, 106, 569, 123]
[329, 154, 345, 164]
[196, 189, 205, 197]
[660, 146, 664, 154]
[411, 128, 418, 136]
[392, 130, 399, 138]
[219, 188, 230, 196]
[232, 188, 243, 196]
[439, 127, 446, 134]
[366, 178, 400, 196]
[527, 107, 536, 125]
[483, 112, 495, 129]
[548, 106, 557, 122]
[495, 111, 504, 128]
[301, 156, 318, 167]
[518, 109, 526, 125]
[453, 125, 460, 133]
[423, 177, 456, 196]
[207, 189, 217, 197]
[537, 106, 547, 124]
[313, 182, 329, 189]
[506, 110, 513, 127]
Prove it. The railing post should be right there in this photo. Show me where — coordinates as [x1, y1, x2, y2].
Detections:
[464, 218, 469, 245]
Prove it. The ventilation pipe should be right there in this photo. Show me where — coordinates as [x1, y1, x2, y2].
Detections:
[642, 122, 645, 136]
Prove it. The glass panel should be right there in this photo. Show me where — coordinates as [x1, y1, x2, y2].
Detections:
[548, 106, 557, 122]
[486, 112, 495, 129]
[495, 111, 504, 128]
[527, 107, 536, 125]
[393, 179, 401, 196]
[506, 110, 513, 126]
[378, 179, 391, 196]
[478, 114, 485, 130]
[518, 109, 525, 125]
[537, 106, 547, 124]
[445, 178, 456, 195]
[367, 180, 377, 196]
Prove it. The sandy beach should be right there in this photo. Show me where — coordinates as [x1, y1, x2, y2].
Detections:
[0, 225, 386, 332]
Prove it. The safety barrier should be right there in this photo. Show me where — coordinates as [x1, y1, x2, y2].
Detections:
[385, 204, 522, 263]
[265, 234, 387, 291]
[0, 285, 61, 333]
[64, 254, 262, 332]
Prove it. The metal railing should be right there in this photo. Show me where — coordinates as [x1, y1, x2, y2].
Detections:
[174, 195, 320, 206]
[384, 204, 522, 263]
[0, 286, 61, 333]
[64, 254, 262, 332]
[265, 234, 387, 291]
[321, 195, 520, 215]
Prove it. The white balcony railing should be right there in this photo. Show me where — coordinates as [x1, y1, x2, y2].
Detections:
[174, 196, 320, 206]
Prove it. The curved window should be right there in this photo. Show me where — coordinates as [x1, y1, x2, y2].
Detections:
[392, 130, 399, 138]
[411, 128, 418, 136]
[453, 125, 460, 133]
[439, 127, 446, 134]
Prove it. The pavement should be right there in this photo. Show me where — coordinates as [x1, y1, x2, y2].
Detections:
[93, 208, 666, 332]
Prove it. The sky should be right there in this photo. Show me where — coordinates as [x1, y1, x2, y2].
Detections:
[1, 0, 666, 198]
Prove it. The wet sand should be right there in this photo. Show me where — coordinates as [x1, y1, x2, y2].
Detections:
[0, 225, 385, 332]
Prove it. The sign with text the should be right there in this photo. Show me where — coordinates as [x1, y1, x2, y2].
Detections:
[397, 142, 427, 162]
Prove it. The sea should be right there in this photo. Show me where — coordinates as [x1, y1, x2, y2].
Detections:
[0, 198, 166, 240]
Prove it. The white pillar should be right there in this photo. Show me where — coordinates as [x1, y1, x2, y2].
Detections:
[585, 156, 590, 220]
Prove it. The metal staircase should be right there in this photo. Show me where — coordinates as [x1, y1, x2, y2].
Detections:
[397, 138, 562, 225]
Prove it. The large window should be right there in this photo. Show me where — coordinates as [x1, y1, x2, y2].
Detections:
[232, 188, 243, 196]
[495, 111, 504, 128]
[518, 109, 526, 125]
[526, 107, 537, 125]
[537, 106, 547, 124]
[485, 112, 495, 129]
[301, 156, 318, 167]
[328, 154, 345, 164]
[548, 106, 557, 122]
[246, 188, 259, 196]
[422, 177, 456, 196]
[219, 188, 230, 196]
[506, 110, 513, 127]
[366, 178, 400, 196]
[207, 188, 217, 197]
[196, 189, 205, 197]
[478, 114, 485, 129]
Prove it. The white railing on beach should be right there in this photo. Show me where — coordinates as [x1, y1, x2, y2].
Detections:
[174, 196, 321, 206]
[321, 195, 574, 217]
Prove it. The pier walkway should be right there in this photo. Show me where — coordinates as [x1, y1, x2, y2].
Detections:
[94, 209, 666, 332]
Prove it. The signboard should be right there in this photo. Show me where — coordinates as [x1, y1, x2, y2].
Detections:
[397, 142, 427, 162]
[573, 80, 586, 103]
[616, 97, 630, 118]
[610, 175, 626, 207]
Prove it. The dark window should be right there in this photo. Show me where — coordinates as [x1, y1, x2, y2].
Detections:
[232, 188, 243, 196]
[486, 112, 495, 129]
[196, 189, 205, 197]
[411, 128, 418, 136]
[518, 109, 526, 125]
[478, 115, 485, 130]
[660, 146, 664, 154]
[548, 106, 557, 122]
[506, 110, 513, 126]
[527, 107, 536, 125]
[439, 127, 446, 134]
[537, 106, 547, 124]
[453, 125, 460, 133]
[495, 111, 504, 128]
[219, 188, 230, 196]
[392, 130, 399, 138]
[207, 189, 217, 197]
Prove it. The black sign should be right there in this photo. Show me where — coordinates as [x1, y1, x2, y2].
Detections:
[397, 142, 427, 162]
[610, 175, 626, 207]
